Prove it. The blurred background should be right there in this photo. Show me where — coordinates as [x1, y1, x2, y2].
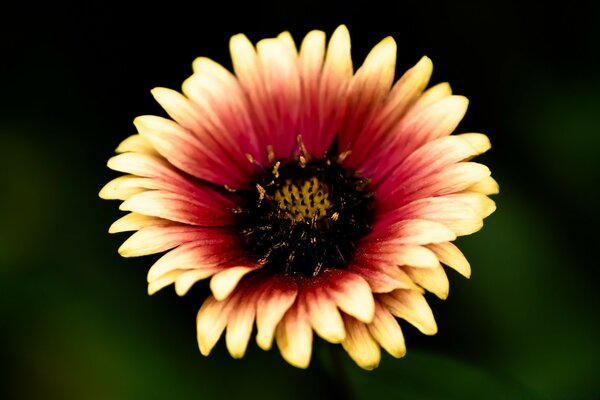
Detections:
[2, 2, 599, 399]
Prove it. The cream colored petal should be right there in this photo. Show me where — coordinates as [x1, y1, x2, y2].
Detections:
[387, 245, 440, 268]
[118, 225, 202, 257]
[115, 134, 157, 154]
[147, 241, 235, 281]
[107, 152, 172, 179]
[430, 162, 492, 196]
[275, 303, 313, 369]
[466, 176, 500, 195]
[383, 56, 433, 115]
[99, 176, 151, 200]
[374, 219, 456, 246]
[109, 213, 169, 234]
[230, 33, 260, 84]
[210, 266, 257, 301]
[277, 31, 297, 54]
[447, 192, 496, 219]
[349, 263, 415, 293]
[380, 289, 437, 335]
[367, 56, 433, 135]
[410, 82, 453, 112]
[427, 242, 471, 278]
[404, 95, 469, 144]
[328, 271, 375, 323]
[305, 289, 346, 343]
[147, 269, 183, 295]
[368, 302, 406, 358]
[401, 264, 449, 299]
[323, 25, 352, 78]
[256, 279, 298, 350]
[226, 292, 258, 358]
[174, 269, 219, 296]
[256, 37, 301, 113]
[197, 295, 236, 356]
[352, 36, 396, 94]
[299, 30, 325, 75]
[151, 88, 200, 130]
[458, 133, 491, 156]
[119, 189, 231, 226]
[133, 114, 232, 186]
[341, 316, 381, 370]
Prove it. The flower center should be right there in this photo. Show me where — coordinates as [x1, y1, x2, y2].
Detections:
[273, 177, 332, 222]
[236, 156, 374, 277]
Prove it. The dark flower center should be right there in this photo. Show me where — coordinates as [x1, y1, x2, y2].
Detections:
[236, 156, 374, 276]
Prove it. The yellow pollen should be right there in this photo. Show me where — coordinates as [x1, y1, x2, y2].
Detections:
[273, 177, 332, 222]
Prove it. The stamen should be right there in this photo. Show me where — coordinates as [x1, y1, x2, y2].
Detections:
[267, 145, 276, 164]
[245, 153, 257, 165]
[272, 161, 281, 179]
[337, 150, 352, 163]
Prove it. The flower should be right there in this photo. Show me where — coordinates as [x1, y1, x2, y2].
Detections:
[100, 25, 497, 370]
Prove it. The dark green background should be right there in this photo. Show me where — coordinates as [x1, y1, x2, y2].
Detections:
[2, 2, 599, 399]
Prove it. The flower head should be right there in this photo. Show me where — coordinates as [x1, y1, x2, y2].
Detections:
[100, 25, 497, 370]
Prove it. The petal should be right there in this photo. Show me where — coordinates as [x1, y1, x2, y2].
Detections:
[147, 239, 243, 282]
[256, 275, 298, 350]
[115, 134, 157, 154]
[447, 192, 497, 219]
[275, 302, 313, 369]
[368, 301, 406, 358]
[134, 113, 250, 188]
[339, 36, 397, 150]
[118, 225, 222, 257]
[375, 196, 484, 237]
[366, 219, 456, 246]
[196, 295, 236, 356]
[297, 30, 327, 155]
[322, 25, 353, 84]
[312, 25, 353, 156]
[277, 31, 297, 53]
[119, 190, 235, 226]
[226, 285, 261, 358]
[107, 153, 219, 199]
[466, 176, 500, 195]
[148, 270, 182, 295]
[341, 315, 381, 370]
[409, 82, 453, 112]
[230, 33, 300, 158]
[99, 176, 152, 200]
[210, 266, 259, 301]
[185, 58, 263, 164]
[256, 38, 301, 156]
[174, 269, 220, 296]
[401, 264, 449, 299]
[108, 212, 169, 233]
[427, 242, 471, 278]
[365, 96, 470, 182]
[303, 284, 346, 343]
[348, 262, 415, 293]
[325, 270, 375, 323]
[379, 289, 437, 335]
[374, 132, 489, 192]
[359, 243, 440, 269]
[345, 56, 433, 169]
[378, 162, 492, 211]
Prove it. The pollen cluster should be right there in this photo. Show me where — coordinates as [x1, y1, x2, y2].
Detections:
[273, 177, 332, 222]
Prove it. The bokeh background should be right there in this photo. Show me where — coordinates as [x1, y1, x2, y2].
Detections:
[2, 2, 599, 399]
